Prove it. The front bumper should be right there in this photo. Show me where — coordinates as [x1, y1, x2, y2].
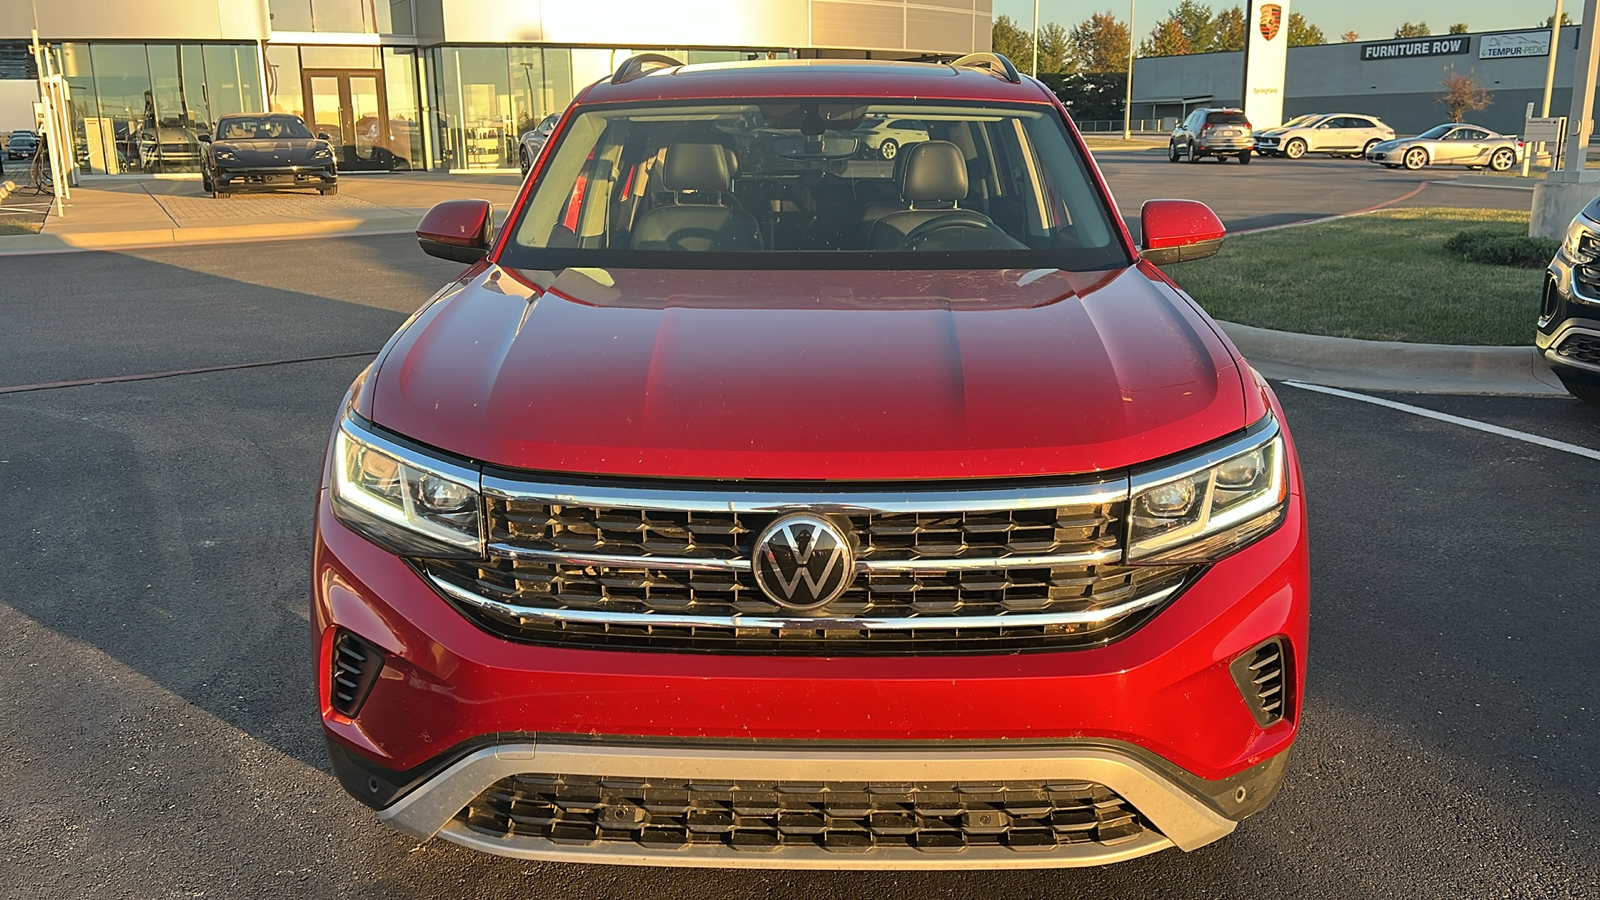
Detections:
[342, 737, 1290, 868]
[1539, 252, 1600, 385]
[215, 164, 336, 191]
[313, 461, 1309, 866]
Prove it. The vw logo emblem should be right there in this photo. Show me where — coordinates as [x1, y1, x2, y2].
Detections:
[752, 514, 856, 611]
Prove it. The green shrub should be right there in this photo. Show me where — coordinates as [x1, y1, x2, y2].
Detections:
[1443, 229, 1559, 268]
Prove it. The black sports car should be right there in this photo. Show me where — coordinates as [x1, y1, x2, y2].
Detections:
[201, 113, 338, 198]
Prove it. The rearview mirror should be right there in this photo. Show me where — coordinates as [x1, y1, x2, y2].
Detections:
[417, 199, 494, 264]
[1139, 199, 1225, 266]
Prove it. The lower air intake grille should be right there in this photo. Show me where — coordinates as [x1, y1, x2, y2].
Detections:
[457, 773, 1150, 855]
[1231, 638, 1289, 727]
[330, 631, 383, 717]
[1555, 332, 1600, 367]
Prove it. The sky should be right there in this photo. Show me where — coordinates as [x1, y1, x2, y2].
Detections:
[992, 0, 1556, 46]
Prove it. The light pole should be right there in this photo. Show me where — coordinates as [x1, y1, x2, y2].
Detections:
[1031, 0, 1040, 78]
[1123, 0, 1136, 139]
[1537, 0, 1564, 170]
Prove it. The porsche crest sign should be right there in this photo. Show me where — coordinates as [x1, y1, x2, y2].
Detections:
[1259, 4, 1282, 42]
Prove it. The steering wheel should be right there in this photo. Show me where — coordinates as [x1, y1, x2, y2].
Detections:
[896, 211, 1003, 250]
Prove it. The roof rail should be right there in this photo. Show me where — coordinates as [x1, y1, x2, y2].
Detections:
[949, 52, 1021, 84]
[611, 53, 685, 85]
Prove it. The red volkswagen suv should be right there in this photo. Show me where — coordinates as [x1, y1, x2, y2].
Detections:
[314, 54, 1309, 869]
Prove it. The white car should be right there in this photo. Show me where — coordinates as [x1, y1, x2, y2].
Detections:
[852, 116, 929, 160]
[1255, 114, 1394, 160]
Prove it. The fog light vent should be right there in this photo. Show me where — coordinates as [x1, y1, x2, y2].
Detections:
[1231, 638, 1289, 727]
[331, 631, 384, 718]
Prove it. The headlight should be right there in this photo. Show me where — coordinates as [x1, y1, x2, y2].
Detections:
[331, 419, 483, 557]
[1563, 215, 1598, 264]
[1127, 420, 1288, 564]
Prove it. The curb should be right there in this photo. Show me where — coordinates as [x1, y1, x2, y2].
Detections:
[0, 213, 423, 255]
[1217, 320, 1567, 396]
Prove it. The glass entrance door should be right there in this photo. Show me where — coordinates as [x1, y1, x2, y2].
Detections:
[303, 68, 403, 171]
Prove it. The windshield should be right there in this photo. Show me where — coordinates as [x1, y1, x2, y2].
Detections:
[216, 115, 314, 140]
[501, 99, 1126, 270]
[1418, 125, 1454, 140]
[1206, 111, 1248, 126]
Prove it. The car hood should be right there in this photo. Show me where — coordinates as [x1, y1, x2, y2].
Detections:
[212, 138, 329, 164]
[365, 265, 1251, 480]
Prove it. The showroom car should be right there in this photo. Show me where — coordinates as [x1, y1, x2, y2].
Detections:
[1255, 114, 1393, 159]
[314, 53, 1309, 870]
[518, 112, 560, 174]
[1168, 108, 1254, 164]
[1365, 124, 1524, 171]
[200, 113, 339, 198]
[1540, 197, 1600, 404]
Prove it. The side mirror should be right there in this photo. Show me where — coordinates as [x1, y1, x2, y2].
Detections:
[197, 133, 211, 143]
[317, 132, 332, 141]
[1140, 199, 1225, 266]
[417, 199, 494, 264]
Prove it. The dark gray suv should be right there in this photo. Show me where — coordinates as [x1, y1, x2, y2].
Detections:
[1168, 109, 1253, 165]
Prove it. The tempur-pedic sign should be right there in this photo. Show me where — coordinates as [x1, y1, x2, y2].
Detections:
[1361, 36, 1470, 61]
[1479, 31, 1553, 59]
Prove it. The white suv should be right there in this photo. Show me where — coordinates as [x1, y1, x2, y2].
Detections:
[1255, 114, 1394, 160]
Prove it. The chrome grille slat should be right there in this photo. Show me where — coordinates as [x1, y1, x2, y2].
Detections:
[426, 476, 1197, 654]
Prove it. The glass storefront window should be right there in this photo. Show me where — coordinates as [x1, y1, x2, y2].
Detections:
[204, 45, 264, 122]
[88, 44, 153, 175]
[383, 48, 422, 169]
[142, 44, 206, 173]
[375, 0, 414, 36]
[269, 0, 314, 32]
[311, 0, 367, 33]
[54, 44, 101, 174]
[266, 44, 304, 119]
[439, 47, 513, 170]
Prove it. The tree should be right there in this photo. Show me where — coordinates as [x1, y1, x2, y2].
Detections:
[1070, 11, 1131, 73]
[1171, 0, 1219, 52]
[1140, 16, 1193, 57]
[1394, 22, 1431, 38]
[1341, 30, 1360, 43]
[1213, 6, 1246, 52]
[992, 14, 1072, 75]
[1287, 13, 1325, 46]
[992, 15, 1034, 69]
[1439, 68, 1492, 122]
[1543, 13, 1574, 27]
[1448, 23, 1469, 34]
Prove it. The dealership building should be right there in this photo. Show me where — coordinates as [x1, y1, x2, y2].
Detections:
[0, 0, 992, 176]
[1132, 25, 1595, 137]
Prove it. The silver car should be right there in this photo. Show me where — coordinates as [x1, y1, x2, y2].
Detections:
[1365, 123, 1524, 172]
[1256, 113, 1394, 160]
[517, 113, 560, 174]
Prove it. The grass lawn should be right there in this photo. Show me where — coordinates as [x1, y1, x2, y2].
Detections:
[0, 218, 41, 235]
[1166, 207, 1543, 346]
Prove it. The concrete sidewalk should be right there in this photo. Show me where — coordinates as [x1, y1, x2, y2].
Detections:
[0, 172, 522, 253]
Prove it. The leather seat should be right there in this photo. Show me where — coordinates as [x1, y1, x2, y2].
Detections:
[866, 140, 994, 250]
[630, 141, 762, 252]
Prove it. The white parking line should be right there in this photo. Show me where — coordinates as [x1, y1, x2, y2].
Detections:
[1284, 381, 1600, 462]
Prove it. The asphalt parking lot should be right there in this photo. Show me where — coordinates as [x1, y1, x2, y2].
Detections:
[1, 159, 1596, 898]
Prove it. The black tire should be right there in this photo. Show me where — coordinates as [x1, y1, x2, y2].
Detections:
[212, 188, 230, 200]
[1238, 151, 1252, 164]
[1383, 164, 1401, 169]
[1168, 142, 1180, 163]
[519, 148, 530, 174]
[879, 139, 899, 160]
[1186, 143, 1202, 164]
[320, 185, 339, 196]
[1360, 139, 1379, 159]
[1284, 138, 1307, 160]
[1489, 148, 1515, 172]
[201, 169, 212, 192]
[1558, 373, 1600, 404]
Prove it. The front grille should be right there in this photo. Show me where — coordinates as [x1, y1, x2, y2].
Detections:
[420, 479, 1197, 655]
[1231, 638, 1289, 727]
[457, 773, 1150, 855]
[330, 631, 383, 717]
[1555, 332, 1600, 366]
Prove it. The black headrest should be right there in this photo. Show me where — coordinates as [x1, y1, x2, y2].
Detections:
[663, 141, 736, 192]
[901, 141, 968, 203]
